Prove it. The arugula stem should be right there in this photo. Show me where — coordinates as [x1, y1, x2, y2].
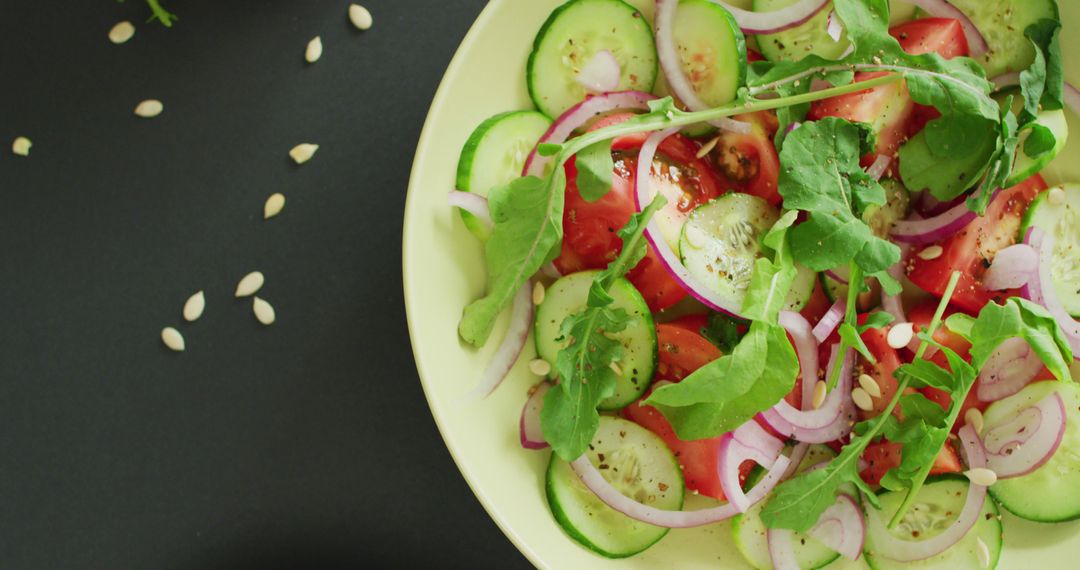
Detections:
[914, 271, 963, 361]
[826, 262, 865, 390]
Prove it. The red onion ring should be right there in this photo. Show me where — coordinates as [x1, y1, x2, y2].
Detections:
[900, 0, 988, 58]
[574, 50, 621, 93]
[826, 10, 842, 42]
[519, 382, 552, 449]
[984, 392, 1067, 478]
[634, 128, 744, 316]
[569, 452, 791, 528]
[806, 494, 865, 560]
[762, 346, 857, 443]
[812, 299, 845, 343]
[709, 0, 830, 35]
[890, 189, 999, 245]
[1066, 83, 1080, 119]
[983, 243, 1037, 291]
[976, 337, 1043, 402]
[447, 190, 492, 225]
[767, 528, 803, 570]
[1023, 228, 1080, 358]
[781, 311, 821, 391]
[722, 420, 787, 512]
[866, 154, 891, 182]
[463, 281, 534, 401]
[523, 90, 657, 178]
[864, 425, 989, 562]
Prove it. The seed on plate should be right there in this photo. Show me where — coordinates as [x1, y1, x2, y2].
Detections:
[253, 296, 276, 325]
[348, 4, 373, 30]
[695, 136, 720, 159]
[161, 327, 185, 351]
[109, 21, 135, 44]
[965, 408, 985, 435]
[264, 193, 285, 219]
[528, 358, 551, 376]
[812, 380, 827, 409]
[917, 245, 943, 260]
[964, 467, 997, 487]
[1048, 186, 1065, 206]
[976, 537, 990, 569]
[11, 136, 32, 156]
[305, 36, 323, 63]
[886, 321, 914, 349]
[289, 143, 319, 164]
[532, 281, 545, 305]
[852, 387, 874, 411]
[609, 361, 623, 376]
[858, 373, 882, 398]
[183, 290, 206, 322]
[134, 99, 164, 118]
[235, 271, 265, 297]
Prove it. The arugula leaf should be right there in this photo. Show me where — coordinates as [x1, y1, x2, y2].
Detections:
[839, 322, 875, 364]
[966, 297, 1074, 381]
[646, 320, 797, 440]
[536, 143, 562, 157]
[858, 311, 895, 333]
[574, 140, 615, 202]
[741, 211, 799, 323]
[1020, 19, 1064, 123]
[118, 0, 177, 27]
[540, 197, 665, 460]
[699, 312, 746, 354]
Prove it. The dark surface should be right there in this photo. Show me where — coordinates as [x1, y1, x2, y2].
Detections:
[0, 1, 531, 568]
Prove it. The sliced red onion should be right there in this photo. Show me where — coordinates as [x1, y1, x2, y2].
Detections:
[982, 243, 1037, 291]
[1023, 228, 1080, 357]
[812, 300, 845, 343]
[890, 189, 999, 245]
[447, 190, 492, 226]
[655, 0, 752, 133]
[785, 121, 803, 135]
[520, 382, 552, 450]
[523, 90, 657, 178]
[463, 282, 534, 401]
[976, 337, 1043, 402]
[569, 452, 791, 528]
[865, 425, 988, 562]
[781, 311, 821, 392]
[1066, 83, 1080, 120]
[722, 420, 787, 512]
[574, 50, 621, 93]
[734, 417, 787, 463]
[709, 0, 830, 35]
[806, 494, 865, 560]
[901, 0, 988, 58]
[991, 72, 1021, 92]
[634, 128, 744, 316]
[915, 191, 965, 218]
[984, 392, 1067, 478]
[826, 10, 842, 42]
[866, 154, 891, 181]
[762, 346, 857, 443]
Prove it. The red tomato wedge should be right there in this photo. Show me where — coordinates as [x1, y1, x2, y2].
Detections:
[706, 111, 782, 206]
[860, 440, 962, 486]
[906, 175, 1047, 314]
[890, 18, 970, 135]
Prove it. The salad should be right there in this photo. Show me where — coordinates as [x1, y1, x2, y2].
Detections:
[446, 0, 1080, 567]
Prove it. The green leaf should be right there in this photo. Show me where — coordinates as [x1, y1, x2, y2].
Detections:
[968, 298, 1074, 381]
[145, 0, 177, 27]
[1020, 19, 1064, 123]
[858, 311, 895, 333]
[574, 140, 615, 202]
[742, 211, 800, 323]
[536, 143, 562, 157]
[839, 322, 875, 363]
[699, 312, 746, 354]
[589, 196, 667, 307]
[895, 359, 955, 391]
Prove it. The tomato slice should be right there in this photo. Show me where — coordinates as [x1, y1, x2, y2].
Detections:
[890, 18, 970, 135]
[706, 111, 782, 206]
[906, 175, 1048, 314]
[855, 315, 904, 419]
[860, 440, 962, 486]
[799, 277, 833, 325]
[654, 323, 723, 382]
[664, 313, 710, 336]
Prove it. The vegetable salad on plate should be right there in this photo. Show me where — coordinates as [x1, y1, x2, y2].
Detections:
[447, 0, 1080, 566]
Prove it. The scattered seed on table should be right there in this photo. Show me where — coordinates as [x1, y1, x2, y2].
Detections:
[264, 193, 285, 219]
[134, 99, 163, 118]
[964, 467, 998, 487]
[852, 387, 874, 412]
[12, 136, 32, 156]
[886, 321, 914, 349]
[349, 4, 373, 30]
[289, 143, 319, 164]
[858, 373, 882, 398]
[235, 271, 265, 297]
[528, 358, 551, 376]
[917, 245, 943, 260]
[305, 36, 323, 63]
[109, 21, 135, 44]
[161, 327, 185, 351]
[183, 290, 206, 322]
[253, 297, 276, 325]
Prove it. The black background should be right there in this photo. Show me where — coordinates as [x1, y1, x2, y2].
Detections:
[0, 1, 530, 568]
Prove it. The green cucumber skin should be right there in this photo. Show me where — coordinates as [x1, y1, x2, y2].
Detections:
[752, 0, 849, 63]
[674, 0, 748, 107]
[527, 0, 657, 119]
[1005, 110, 1069, 189]
[1018, 183, 1080, 318]
[945, 0, 1059, 78]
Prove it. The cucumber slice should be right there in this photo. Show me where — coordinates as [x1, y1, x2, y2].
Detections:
[733, 445, 847, 570]
[546, 416, 684, 558]
[455, 111, 553, 239]
[946, 0, 1059, 78]
[1006, 110, 1069, 188]
[678, 194, 815, 313]
[535, 271, 657, 410]
[865, 476, 1003, 570]
[865, 178, 912, 239]
[753, 0, 849, 63]
[1020, 183, 1080, 317]
[527, 0, 658, 118]
[820, 271, 847, 304]
[985, 381, 1080, 522]
[671, 0, 746, 107]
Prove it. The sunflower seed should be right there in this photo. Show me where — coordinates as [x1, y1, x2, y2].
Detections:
[235, 271, 265, 297]
[852, 387, 875, 411]
[264, 193, 285, 219]
[161, 327, 185, 351]
[695, 136, 720, 159]
[609, 361, 623, 376]
[886, 321, 914, 349]
[11, 136, 31, 156]
[348, 4, 373, 30]
[305, 36, 323, 63]
[289, 143, 319, 164]
[109, 21, 135, 44]
[964, 467, 997, 487]
[812, 380, 827, 409]
[965, 408, 985, 435]
[529, 358, 552, 376]
[134, 99, 164, 118]
[183, 290, 205, 322]
[532, 281, 545, 305]
[976, 537, 990, 569]
[917, 245, 943, 260]
[253, 297, 276, 325]
[858, 373, 882, 398]
[1048, 186, 1066, 206]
